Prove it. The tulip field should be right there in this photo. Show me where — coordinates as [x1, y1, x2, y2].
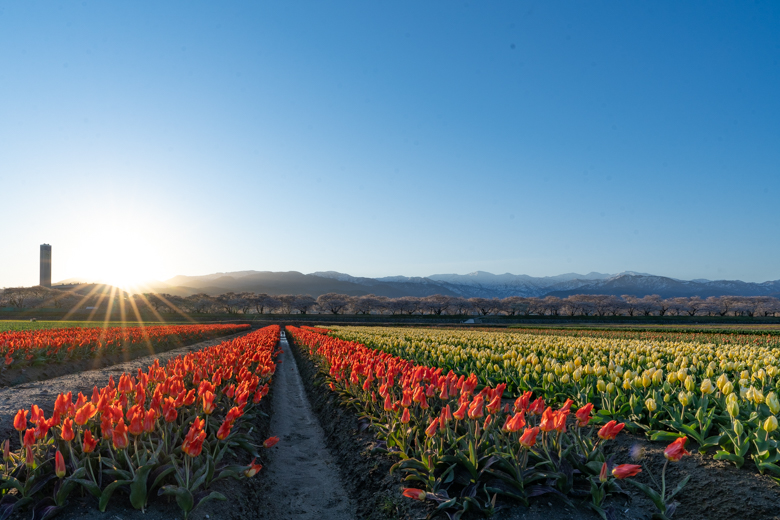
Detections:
[3, 321, 780, 519]
[289, 325, 698, 519]
[0, 323, 250, 368]
[325, 326, 780, 474]
[0, 325, 280, 519]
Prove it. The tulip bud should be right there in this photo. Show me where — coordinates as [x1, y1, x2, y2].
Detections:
[2, 439, 9, 461]
[700, 379, 715, 395]
[684, 376, 695, 392]
[606, 382, 615, 394]
[733, 419, 744, 436]
[663, 393, 671, 403]
[573, 369, 582, 382]
[722, 381, 734, 396]
[55, 450, 66, 478]
[716, 373, 729, 391]
[727, 400, 740, 418]
[597, 380, 606, 392]
[767, 392, 780, 415]
[560, 373, 570, 384]
[645, 398, 657, 413]
[678, 391, 690, 407]
[764, 416, 778, 433]
[599, 462, 608, 483]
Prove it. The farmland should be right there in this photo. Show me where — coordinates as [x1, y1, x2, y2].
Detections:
[2, 322, 780, 519]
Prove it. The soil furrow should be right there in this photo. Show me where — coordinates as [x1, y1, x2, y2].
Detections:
[255, 332, 356, 519]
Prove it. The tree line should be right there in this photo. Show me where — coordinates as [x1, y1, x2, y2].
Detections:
[133, 292, 780, 317]
[2, 287, 779, 317]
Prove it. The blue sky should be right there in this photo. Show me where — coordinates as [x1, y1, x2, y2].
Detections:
[1, 1, 778, 287]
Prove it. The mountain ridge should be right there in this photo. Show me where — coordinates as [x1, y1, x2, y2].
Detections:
[53, 270, 780, 298]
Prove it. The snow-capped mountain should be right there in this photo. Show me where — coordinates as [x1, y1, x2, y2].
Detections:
[152, 270, 780, 298]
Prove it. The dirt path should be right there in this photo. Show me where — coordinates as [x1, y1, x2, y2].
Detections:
[259, 332, 356, 520]
[0, 330, 250, 446]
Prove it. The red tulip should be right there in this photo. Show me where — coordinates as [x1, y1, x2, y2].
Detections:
[612, 464, 642, 479]
[112, 419, 129, 450]
[13, 409, 28, 432]
[55, 450, 66, 478]
[453, 401, 468, 421]
[425, 418, 439, 438]
[74, 403, 97, 426]
[143, 409, 157, 433]
[539, 407, 555, 432]
[468, 396, 484, 419]
[23, 428, 35, 447]
[519, 427, 539, 448]
[553, 410, 569, 433]
[128, 412, 144, 437]
[83, 430, 98, 453]
[575, 403, 594, 427]
[181, 418, 207, 457]
[599, 462, 608, 482]
[597, 420, 625, 440]
[216, 418, 233, 440]
[486, 394, 502, 415]
[244, 458, 262, 477]
[528, 397, 545, 415]
[400, 408, 411, 424]
[664, 436, 690, 462]
[61, 417, 75, 442]
[402, 488, 427, 501]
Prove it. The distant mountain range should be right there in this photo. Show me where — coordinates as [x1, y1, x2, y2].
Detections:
[58, 271, 780, 299]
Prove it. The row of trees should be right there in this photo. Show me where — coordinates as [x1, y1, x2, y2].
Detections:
[3, 287, 780, 317]
[140, 292, 780, 317]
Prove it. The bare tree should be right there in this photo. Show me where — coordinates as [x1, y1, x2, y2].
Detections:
[352, 295, 380, 315]
[316, 293, 351, 314]
[290, 295, 316, 314]
[421, 295, 451, 316]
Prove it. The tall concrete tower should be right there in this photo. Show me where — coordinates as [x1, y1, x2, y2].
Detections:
[40, 244, 52, 287]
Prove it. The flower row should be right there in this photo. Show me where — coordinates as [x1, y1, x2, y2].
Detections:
[1, 325, 280, 519]
[0, 323, 250, 367]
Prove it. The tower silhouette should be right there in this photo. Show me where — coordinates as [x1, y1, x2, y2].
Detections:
[40, 244, 51, 287]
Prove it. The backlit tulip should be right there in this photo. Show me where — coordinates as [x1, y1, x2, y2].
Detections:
[23, 428, 35, 447]
[400, 408, 411, 424]
[13, 409, 28, 432]
[83, 430, 98, 453]
[112, 420, 129, 450]
[599, 462, 608, 482]
[55, 450, 66, 478]
[453, 402, 468, 421]
[425, 418, 439, 437]
[612, 464, 642, 479]
[61, 417, 75, 442]
[518, 427, 539, 448]
[202, 391, 216, 414]
[74, 403, 97, 426]
[664, 436, 690, 462]
[467, 396, 484, 419]
[539, 407, 555, 432]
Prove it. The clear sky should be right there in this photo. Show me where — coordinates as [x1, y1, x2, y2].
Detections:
[1, 1, 778, 288]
